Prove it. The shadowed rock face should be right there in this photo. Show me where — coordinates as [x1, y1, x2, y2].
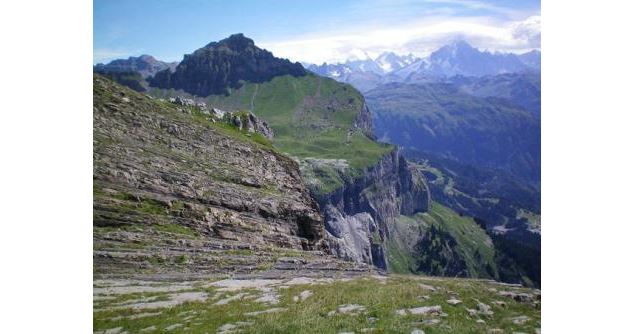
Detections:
[93, 75, 335, 277]
[149, 34, 307, 96]
[319, 150, 430, 233]
[317, 149, 431, 269]
[354, 102, 375, 139]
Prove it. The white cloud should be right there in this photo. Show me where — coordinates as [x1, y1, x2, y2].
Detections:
[260, 15, 540, 64]
[422, 0, 522, 17]
[511, 15, 541, 49]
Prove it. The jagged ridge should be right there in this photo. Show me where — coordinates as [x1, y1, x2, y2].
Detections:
[149, 33, 307, 96]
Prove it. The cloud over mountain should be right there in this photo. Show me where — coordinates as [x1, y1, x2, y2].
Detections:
[262, 15, 541, 64]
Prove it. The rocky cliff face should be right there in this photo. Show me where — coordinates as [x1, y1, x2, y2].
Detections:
[315, 149, 431, 269]
[94, 75, 375, 278]
[290, 90, 431, 270]
[353, 102, 375, 139]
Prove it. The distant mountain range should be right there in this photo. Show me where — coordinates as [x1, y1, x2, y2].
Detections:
[304, 40, 540, 92]
[366, 82, 540, 184]
[305, 51, 419, 77]
[448, 72, 541, 119]
[93, 55, 178, 78]
[394, 40, 539, 79]
[304, 52, 419, 92]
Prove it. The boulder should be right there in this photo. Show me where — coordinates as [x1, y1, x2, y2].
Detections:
[410, 305, 443, 315]
[174, 96, 195, 107]
[211, 108, 228, 118]
[446, 298, 462, 305]
[509, 315, 530, 325]
[498, 291, 535, 303]
[477, 302, 494, 316]
[337, 304, 366, 314]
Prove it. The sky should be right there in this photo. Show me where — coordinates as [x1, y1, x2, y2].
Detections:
[94, 0, 540, 65]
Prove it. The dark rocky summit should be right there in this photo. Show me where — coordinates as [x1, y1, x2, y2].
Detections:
[149, 34, 307, 96]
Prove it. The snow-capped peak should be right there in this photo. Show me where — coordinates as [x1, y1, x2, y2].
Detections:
[374, 52, 421, 74]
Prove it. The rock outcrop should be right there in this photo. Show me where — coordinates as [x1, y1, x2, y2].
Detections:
[225, 111, 274, 139]
[353, 102, 375, 139]
[165, 96, 274, 139]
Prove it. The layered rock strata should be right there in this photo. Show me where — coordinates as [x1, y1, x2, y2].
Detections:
[94, 75, 370, 278]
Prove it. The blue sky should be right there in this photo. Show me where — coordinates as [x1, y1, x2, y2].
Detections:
[94, 0, 540, 64]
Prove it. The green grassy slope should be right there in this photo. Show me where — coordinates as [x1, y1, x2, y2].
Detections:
[387, 202, 499, 279]
[205, 74, 393, 170]
[422, 203, 498, 278]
